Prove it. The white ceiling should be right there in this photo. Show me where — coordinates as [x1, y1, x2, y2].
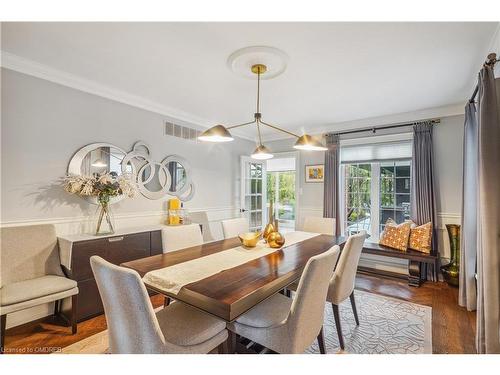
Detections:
[1, 22, 498, 140]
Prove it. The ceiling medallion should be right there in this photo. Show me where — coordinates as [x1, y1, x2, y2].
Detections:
[198, 47, 327, 159]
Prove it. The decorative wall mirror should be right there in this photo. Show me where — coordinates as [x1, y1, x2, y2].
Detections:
[67, 141, 195, 203]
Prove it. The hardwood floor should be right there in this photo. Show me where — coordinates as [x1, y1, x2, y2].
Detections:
[2, 275, 476, 354]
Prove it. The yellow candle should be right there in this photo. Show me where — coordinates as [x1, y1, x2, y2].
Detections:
[169, 198, 181, 210]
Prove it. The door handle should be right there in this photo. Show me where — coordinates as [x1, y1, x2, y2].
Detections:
[240, 208, 247, 213]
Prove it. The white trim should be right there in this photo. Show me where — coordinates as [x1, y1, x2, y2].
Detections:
[0, 206, 237, 227]
[1, 51, 215, 129]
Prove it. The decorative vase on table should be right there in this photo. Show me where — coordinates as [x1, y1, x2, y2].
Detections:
[93, 196, 115, 236]
[440, 224, 461, 287]
[263, 201, 277, 242]
[63, 172, 136, 236]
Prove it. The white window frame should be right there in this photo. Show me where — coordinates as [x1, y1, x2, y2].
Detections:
[339, 133, 413, 239]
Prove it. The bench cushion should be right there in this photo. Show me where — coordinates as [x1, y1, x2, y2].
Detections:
[1, 275, 77, 306]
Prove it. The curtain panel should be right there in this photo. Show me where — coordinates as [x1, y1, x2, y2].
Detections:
[323, 134, 341, 235]
[410, 122, 438, 254]
[459, 103, 478, 312]
[475, 66, 500, 354]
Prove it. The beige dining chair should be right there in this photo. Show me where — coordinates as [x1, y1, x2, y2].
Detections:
[160, 223, 204, 306]
[302, 217, 336, 235]
[161, 223, 203, 253]
[90, 256, 228, 354]
[221, 217, 249, 239]
[327, 230, 366, 349]
[189, 211, 215, 242]
[1, 225, 79, 352]
[227, 246, 340, 354]
[286, 231, 366, 350]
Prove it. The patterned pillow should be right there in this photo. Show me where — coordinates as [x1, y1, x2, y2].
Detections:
[379, 218, 412, 251]
[408, 222, 433, 253]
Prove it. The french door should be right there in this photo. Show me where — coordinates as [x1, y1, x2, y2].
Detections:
[240, 156, 267, 232]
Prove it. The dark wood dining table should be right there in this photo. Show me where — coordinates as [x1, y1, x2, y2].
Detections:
[121, 234, 345, 323]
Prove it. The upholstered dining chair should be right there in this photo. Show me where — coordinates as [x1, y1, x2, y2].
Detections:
[160, 223, 204, 306]
[327, 231, 366, 349]
[189, 211, 215, 242]
[0, 225, 79, 352]
[90, 256, 228, 354]
[287, 231, 366, 350]
[221, 218, 249, 239]
[302, 217, 336, 235]
[227, 246, 340, 354]
[161, 223, 203, 253]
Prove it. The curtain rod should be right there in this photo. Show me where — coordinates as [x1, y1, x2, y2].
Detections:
[328, 119, 440, 137]
[469, 53, 499, 103]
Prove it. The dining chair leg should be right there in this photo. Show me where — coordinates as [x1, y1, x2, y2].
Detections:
[332, 304, 345, 350]
[349, 292, 360, 326]
[226, 331, 237, 354]
[164, 296, 171, 307]
[1, 314, 6, 354]
[217, 342, 227, 354]
[317, 326, 326, 354]
[71, 294, 78, 335]
[53, 300, 60, 317]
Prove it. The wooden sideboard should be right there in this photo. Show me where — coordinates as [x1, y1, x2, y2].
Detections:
[58, 227, 163, 321]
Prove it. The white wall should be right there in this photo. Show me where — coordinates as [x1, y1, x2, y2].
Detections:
[1, 68, 255, 327]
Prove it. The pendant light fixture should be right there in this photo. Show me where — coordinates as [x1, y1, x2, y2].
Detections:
[198, 63, 327, 158]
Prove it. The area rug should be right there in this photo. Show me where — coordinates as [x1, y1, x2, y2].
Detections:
[306, 290, 432, 354]
[61, 290, 432, 354]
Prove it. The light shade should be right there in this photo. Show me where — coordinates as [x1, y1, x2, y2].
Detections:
[251, 145, 274, 160]
[198, 125, 234, 142]
[91, 158, 108, 168]
[293, 134, 328, 151]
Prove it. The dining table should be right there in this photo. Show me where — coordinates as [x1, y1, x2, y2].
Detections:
[121, 232, 346, 352]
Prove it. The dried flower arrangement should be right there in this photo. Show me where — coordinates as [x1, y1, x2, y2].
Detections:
[63, 172, 136, 235]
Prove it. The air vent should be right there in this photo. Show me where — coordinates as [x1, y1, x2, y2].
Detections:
[165, 121, 201, 142]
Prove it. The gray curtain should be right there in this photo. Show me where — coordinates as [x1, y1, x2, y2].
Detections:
[459, 102, 478, 311]
[323, 134, 341, 235]
[475, 66, 500, 354]
[410, 122, 438, 279]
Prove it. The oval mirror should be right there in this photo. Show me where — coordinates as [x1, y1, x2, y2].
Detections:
[68, 143, 128, 205]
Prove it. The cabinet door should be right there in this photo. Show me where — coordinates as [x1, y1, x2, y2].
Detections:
[76, 278, 103, 321]
[71, 232, 151, 281]
[106, 232, 150, 265]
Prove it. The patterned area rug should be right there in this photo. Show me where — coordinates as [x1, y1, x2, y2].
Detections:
[61, 290, 431, 354]
[306, 290, 432, 354]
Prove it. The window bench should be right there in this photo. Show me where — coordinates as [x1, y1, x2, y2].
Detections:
[355, 241, 439, 287]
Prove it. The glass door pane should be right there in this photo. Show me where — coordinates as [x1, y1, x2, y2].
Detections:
[240, 156, 267, 231]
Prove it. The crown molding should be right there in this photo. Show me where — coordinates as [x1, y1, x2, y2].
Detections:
[0, 51, 221, 130]
[262, 102, 466, 142]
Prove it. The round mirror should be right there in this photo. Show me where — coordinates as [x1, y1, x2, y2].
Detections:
[161, 155, 192, 197]
[68, 143, 128, 178]
[67, 143, 128, 205]
[167, 161, 187, 193]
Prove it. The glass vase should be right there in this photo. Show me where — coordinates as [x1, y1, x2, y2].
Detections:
[93, 200, 115, 236]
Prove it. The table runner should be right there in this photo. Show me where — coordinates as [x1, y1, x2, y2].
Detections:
[143, 231, 319, 295]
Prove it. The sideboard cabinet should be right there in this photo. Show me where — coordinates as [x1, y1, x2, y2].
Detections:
[58, 228, 162, 321]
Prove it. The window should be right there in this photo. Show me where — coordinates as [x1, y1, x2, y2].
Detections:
[340, 139, 412, 238]
[379, 161, 411, 233]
